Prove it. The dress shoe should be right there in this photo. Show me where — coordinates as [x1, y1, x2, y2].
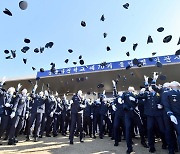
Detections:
[53, 134, 58, 137]
[99, 136, 103, 139]
[8, 139, 16, 145]
[168, 152, 175, 154]
[175, 148, 179, 152]
[34, 137, 38, 142]
[126, 149, 133, 154]
[46, 134, 51, 137]
[26, 136, 30, 141]
[14, 138, 18, 143]
[149, 147, 156, 153]
[141, 141, 149, 148]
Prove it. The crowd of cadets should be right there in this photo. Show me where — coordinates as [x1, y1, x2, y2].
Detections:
[0, 72, 180, 154]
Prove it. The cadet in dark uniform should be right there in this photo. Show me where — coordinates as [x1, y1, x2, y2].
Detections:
[151, 73, 177, 154]
[112, 80, 125, 146]
[26, 84, 45, 142]
[105, 100, 113, 138]
[83, 98, 93, 138]
[24, 96, 33, 136]
[137, 88, 147, 137]
[122, 86, 148, 154]
[39, 90, 50, 138]
[99, 92, 108, 139]
[53, 97, 61, 137]
[60, 95, 68, 136]
[92, 99, 101, 139]
[0, 79, 6, 126]
[45, 94, 57, 137]
[0, 86, 16, 145]
[8, 88, 29, 145]
[65, 100, 71, 134]
[0, 79, 6, 124]
[69, 90, 85, 144]
[40, 90, 57, 137]
[0, 79, 8, 145]
[162, 81, 180, 154]
[141, 75, 167, 153]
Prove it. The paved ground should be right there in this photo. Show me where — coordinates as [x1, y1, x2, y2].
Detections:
[0, 135, 179, 154]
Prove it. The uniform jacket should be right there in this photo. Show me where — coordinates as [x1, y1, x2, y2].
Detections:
[71, 94, 82, 114]
[13, 94, 29, 117]
[113, 96, 124, 117]
[162, 90, 180, 116]
[122, 92, 138, 112]
[99, 100, 108, 116]
[92, 100, 101, 116]
[141, 91, 163, 116]
[30, 94, 45, 114]
[0, 88, 6, 115]
[84, 102, 92, 117]
[45, 96, 57, 115]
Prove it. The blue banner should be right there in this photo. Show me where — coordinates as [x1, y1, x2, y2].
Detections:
[37, 54, 180, 78]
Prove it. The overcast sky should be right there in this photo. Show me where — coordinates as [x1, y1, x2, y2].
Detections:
[0, 0, 180, 79]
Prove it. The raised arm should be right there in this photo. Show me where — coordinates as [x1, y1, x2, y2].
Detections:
[112, 80, 118, 97]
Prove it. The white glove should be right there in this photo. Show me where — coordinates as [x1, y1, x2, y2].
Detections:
[170, 115, 178, 125]
[103, 90, 106, 95]
[112, 105, 117, 111]
[80, 104, 86, 108]
[34, 84, 38, 90]
[157, 104, 163, 109]
[118, 98, 122, 104]
[1, 76, 6, 85]
[69, 100, 73, 104]
[112, 80, 116, 87]
[63, 94, 66, 100]
[17, 83, 22, 90]
[144, 75, 148, 83]
[55, 91, 58, 96]
[90, 115, 93, 119]
[10, 111, 15, 119]
[153, 72, 159, 80]
[68, 106, 71, 110]
[52, 97, 56, 102]
[25, 113, 29, 119]
[44, 90, 48, 96]
[50, 112, 54, 117]
[129, 96, 136, 101]
[135, 106, 139, 111]
[5, 103, 11, 107]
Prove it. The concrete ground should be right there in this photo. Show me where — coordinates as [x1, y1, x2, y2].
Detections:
[0, 135, 179, 154]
